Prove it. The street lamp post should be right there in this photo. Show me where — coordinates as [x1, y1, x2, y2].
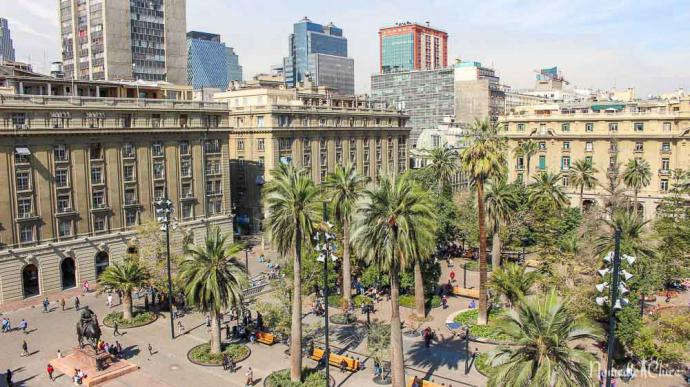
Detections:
[155, 196, 176, 340]
[314, 201, 338, 386]
[463, 262, 467, 288]
[244, 247, 250, 277]
[464, 326, 471, 374]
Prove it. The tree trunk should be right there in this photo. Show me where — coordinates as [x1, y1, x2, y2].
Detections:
[414, 261, 425, 319]
[389, 268, 406, 387]
[210, 309, 222, 354]
[477, 182, 489, 325]
[491, 231, 501, 273]
[290, 226, 303, 382]
[342, 220, 352, 306]
[123, 291, 133, 321]
[634, 188, 639, 218]
[526, 155, 531, 182]
[579, 185, 584, 212]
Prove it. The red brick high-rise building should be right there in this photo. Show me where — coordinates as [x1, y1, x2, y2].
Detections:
[378, 22, 448, 73]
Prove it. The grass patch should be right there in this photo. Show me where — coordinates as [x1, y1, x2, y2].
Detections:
[103, 311, 156, 328]
[475, 353, 490, 376]
[329, 313, 357, 325]
[188, 343, 250, 365]
[327, 294, 373, 309]
[399, 294, 441, 309]
[265, 368, 328, 387]
[464, 260, 493, 272]
[453, 308, 509, 341]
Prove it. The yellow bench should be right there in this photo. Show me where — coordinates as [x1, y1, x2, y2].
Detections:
[452, 286, 479, 299]
[407, 378, 443, 387]
[310, 348, 359, 372]
[255, 331, 275, 345]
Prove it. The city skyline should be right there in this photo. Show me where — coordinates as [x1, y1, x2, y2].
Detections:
[4, 0, 690, 95]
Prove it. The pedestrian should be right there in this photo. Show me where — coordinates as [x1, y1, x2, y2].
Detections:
[57, 349, 62, 359]
[411, 375, 421, 387]
[116, 341, 122, 354]
[2, 317, 8, 332]
[222, 353, 228, 371]
[228, 357, 235, 373]
[245, 367, 253, 387]
[148, 343, 153, 356]
[74, 296, 80, 311]
[83, 280, 90, 294]
[469, 299, 476, 309]
[205, 314, 211, 328]
[107, 293, 113, 308]
[113, 321, 120, 336]
[6, 368, 12, 387]
[177, 320, 185, 334]
[47, 363, 55, 381]
[339, 358, 347, 373]
[21, 340, 28, 356]
[19, 318, 28, 334]
[60, 298, 66, 311]
[43, 297, 50, 313]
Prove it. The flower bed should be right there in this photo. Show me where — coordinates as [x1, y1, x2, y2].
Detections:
[264, 368, 330, 387]
[399, 294, 441, 309]
[187, 343, 250, 366]
[329, 313, 357, 325]
[453, 308, 509, 341]
[102, 311, 157, 328]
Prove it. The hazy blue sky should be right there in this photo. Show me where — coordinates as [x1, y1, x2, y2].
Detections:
[4, 0, 689, 96]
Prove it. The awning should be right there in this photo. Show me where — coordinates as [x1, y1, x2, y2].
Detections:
[15, 147, 31, 155]
[591, 104, 625, 111]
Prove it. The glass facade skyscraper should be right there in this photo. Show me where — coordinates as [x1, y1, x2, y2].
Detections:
[187, 31, 242, 90]
[0, 18, 15, 62]
[283, 17, 354, 94]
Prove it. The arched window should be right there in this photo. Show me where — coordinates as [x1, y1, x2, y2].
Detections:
[95, 251, 109, 278]
[22, 264, 39, 298]
[61, 258, 76, 290]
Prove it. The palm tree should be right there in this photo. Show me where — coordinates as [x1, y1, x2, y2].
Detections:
[569, 159, 599, 212]
[460, 118, 506, 325]
[263, 163, 320, 382]
[489, 262, 538, 307]
[513, 139, 539, 181]
[352, 173, 436, 386]
[594, 210, 654, 260]
[324, 163, 367, 307]
[622, 158, 651, 216]
[180, 227, 247, 354]
[484, 177, 519, 271]
[527, 171, 569, 211]
[98, 260, 150, 321]
[423, 147, 459, 194]
[486, 291, 603, 387]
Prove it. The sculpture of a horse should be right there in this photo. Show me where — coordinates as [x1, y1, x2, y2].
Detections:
[76, 307, 101, 351]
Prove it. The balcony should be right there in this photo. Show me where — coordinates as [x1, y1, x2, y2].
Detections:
[658, 169, 671, 176]
[90, 203, 109, 212]
[123, 200, 139, 208]
[55, 207, 78, 217]
[16, 212, 40, 222]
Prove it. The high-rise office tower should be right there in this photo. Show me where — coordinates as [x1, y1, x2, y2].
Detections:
[58, 0, 187, 84]
[187, 31, 242, 90]
[0, 18, 15, 62]
[379, 22, 448, 73]
[283, 17, 354, 95]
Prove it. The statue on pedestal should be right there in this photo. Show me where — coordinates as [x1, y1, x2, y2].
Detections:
[76, 306, 101, 351]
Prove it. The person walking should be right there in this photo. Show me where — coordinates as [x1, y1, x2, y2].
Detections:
[82, 280, 90, 294]
[43, 297, 50, 313]
[113, 321, 120, 336]
[21, 340, 28, 356]
[221, 353, 228, 371]
[228, 357, 235, 373]
[19, 319, 28, 334]
[148, 343, 153, 356]
[57, 349, 62, 359]
[107, 293, 113, 308]
[60, 298, 66, 311]
[205, 314, 211, 329]
[74, 296, 80, 311]
[244, 367, 253, 387]
[47, 363, 55, 381]
[6, 368, 12, 387]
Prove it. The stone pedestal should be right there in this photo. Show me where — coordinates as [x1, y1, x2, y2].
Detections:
[51, 348, 138, 386]
[72, 347, 112, 370]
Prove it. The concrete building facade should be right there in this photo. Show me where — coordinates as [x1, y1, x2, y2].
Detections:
[502, 100, 690, 219]
[378, 22, 448, 73]
[0, 18, 15, 63]
[59, 0, 187, 84]
[454, 61, 505, 126]
[0, 94, 233, 303]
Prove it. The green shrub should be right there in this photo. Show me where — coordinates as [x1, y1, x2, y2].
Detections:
[398, 294, 441, 309]
[265, 368, 328, 387]
[188, 343, 250, 365]
[453, 308, 509, 340]
[329, 313, 357, 325]
[464, 260, 493, 272]
[103, 311, 156, 328]
[327, 294, 373, 309]
[474, 353, 490, 376]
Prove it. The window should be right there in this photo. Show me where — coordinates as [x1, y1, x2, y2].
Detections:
[634, 122, 644, 132]
[54, 145, 68, 161]
[302, 118, 309, 127]
[57, 194, 70, 212]
[562, 141, 570, 150]
[517, 123, 525, 132]
[661, 158, 670, 172]
[123, 164, 135, 182]
[516, 156, 525, 170]
[16, 171, 31, 191]
[585, 142, 593, 152]
[90, 166, 103, 185]
[90, 143, 103, 160]
[92, 191, 105, 208]
[585, 156, 593, 164]
[609, 157, 616, 168]
[205, 139, 220, 153]
[258, 156, 265, 167]
[538, 141, 546, 150]
[58, 220, 72, 237]
[206, 179, 222, 194]
[516, 173, 523, 183]
[257, 138, 265, 151]
[586, 123, 594, 132]
[634, 142, 643, 152]
[663, 122, 672, 132]
[50, 112, 70, 128]
[561, 156, 570, 171]
[152, 141, 164, 157]
[319, 118, 326, 127]
[122, 143, 135, 158]
[125, 209, 137, 227]
[182, 202, 193, 219]
[278, 116, 290, 127]
[181, 182, 193, 198]
[256, 116, 264, 127]
[206, 160, 220, 175]
[609, 142, 617, 153]
[124, 188, 136, 205]
[153, 185, 165, 201]
[661, 142, 671, 152]
[54, 168, 69, 188]
[237, 138, 245, 151]
[608, 123, 618, 132]
[278, 138, 292, 150]
[660, 179, 669, 192]
[207, 197, 222, 215]
[153, 161, 165, 179]
[538, 155, 546, 170]
[431, 135, 441, 148]
[179, 140, 190, 155]
[562, 176, 570, 187]
[17, 198, 32, 218]
[94, 216, 106, 232]
[121, 114, 132, 128]
[179, 114, 188, 128]
[20, 225, 33, 243]
[561, 123, 570, 132]
[539, 123, 546, 135]
[12, 113, 27, 129]
[151, 114, 161, 128]
[180, 160, 191, 177]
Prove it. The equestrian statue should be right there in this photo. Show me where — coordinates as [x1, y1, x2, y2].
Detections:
[76, 306, 102, 351]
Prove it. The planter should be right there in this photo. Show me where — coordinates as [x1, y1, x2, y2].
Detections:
[102, 311, 157, 329]
[187, 343, 251, 366]
[264, 368, 334, 387]
[372, 375, 392, 385]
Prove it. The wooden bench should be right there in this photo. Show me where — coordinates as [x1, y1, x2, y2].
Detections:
[309, 348, 359, 372]
[255, 331, 275, 345]
[407, 378, 443, 387]
[452, 286, 479, 299]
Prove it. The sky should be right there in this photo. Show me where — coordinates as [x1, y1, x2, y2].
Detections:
[3, 0, 690, 96]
